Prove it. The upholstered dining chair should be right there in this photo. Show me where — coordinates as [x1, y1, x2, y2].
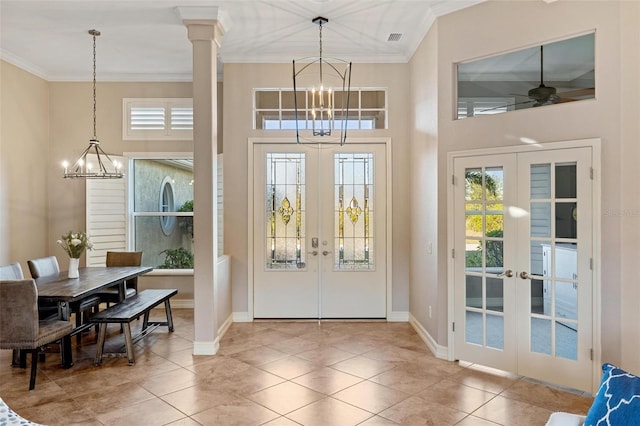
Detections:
[27, 256, 101, 343]
[96, 251, 143, 306]
[0, 279, 73, 390]
[0, 262, 27, 367]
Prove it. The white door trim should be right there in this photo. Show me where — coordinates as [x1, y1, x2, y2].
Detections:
[247, 137, 393, 320]
[446, 138, 602, 392]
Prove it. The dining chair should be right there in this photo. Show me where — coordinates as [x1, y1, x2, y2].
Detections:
[0, 262, 27, 367]
[97, 251, 143, 306]
[27, 255, 101, 343]
[0, 279, 73, 390]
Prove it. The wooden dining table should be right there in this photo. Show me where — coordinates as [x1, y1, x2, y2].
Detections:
[35, 265, 153, 368]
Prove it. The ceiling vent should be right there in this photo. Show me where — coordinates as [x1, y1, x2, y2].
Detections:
[387, 33, 402, 42]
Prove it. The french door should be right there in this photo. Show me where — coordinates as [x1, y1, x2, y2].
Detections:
[453, 147, 594, 391]
[253, 143, 387, 319]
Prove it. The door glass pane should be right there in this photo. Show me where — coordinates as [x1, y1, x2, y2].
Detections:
[531, 278, 545, 314]
[465, 275, 482, 309]
[556, 321, 577, 360]
[466, 214, 483, 238]
[485, 168, 504, 200]
[265, 153, 305, 270]
[530, 241, 548, 276]
[486, 314, 504, 350]
[531, 202, 551, 237]
[465, 239, 482, 272]
[486, 277, 504, 312]
[465, 168, 482, 200]
[556, 202, 577, 239]
[485, 240, 503, 271]
[335, 153, 374, 270]
[556, 243, 577, 280]
[531, 317, 551, 355]
[531, 164, 551, 199]
[465, 311, 482, 345]
[555, 281, 577, 321]
[555, 163, 577, 199]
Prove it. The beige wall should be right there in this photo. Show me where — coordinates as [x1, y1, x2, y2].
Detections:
[408, 0, 640, 370]
[0, 61, 50, 273]
[223, 62, 411, 315]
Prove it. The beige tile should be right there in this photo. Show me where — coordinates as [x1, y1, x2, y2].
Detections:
[292, 366, 364, 394]
[139, 367, 203, 396]
[231, 345, 289, 366]
[370, 367, 444, 394]
[357, 415, 400, 425]
[246, 381, 325, 415]
[332, 380, 410, 414]
[450, 365, 519, 394]
[331, 355, 397, 379]
[267, 336, 322, 355]
[96, 398, 187, 426]
[165, 417, 203, 426]
[262, 416, 304, 425]
[471, 395, 553, 426]
[500, 379, 593, 414]
[73, 383, 156, 415]
[287, 397, 373, 425]
[378, 395, 467, 425]
[191, 399, 279, 426]
[213, 365, 286, 396]
[297, 346, 356, 366]
[416, 379, 497, 414]
[456, 415, 503, 425]
[160, 383, 245, 416]
[13, 398, 97, 426]
[258, 355, 317, 379]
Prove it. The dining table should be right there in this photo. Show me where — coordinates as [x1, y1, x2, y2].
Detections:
[35, 265, 153, 368]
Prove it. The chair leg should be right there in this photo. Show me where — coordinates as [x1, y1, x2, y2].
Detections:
[29, 349, 38, 390]
[11, 349, 21, 367]
[19, 349, 27, 368]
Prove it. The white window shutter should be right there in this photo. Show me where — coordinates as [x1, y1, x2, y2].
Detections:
[86, 154, 128, 267]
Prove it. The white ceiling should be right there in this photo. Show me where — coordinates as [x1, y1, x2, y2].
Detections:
[0, 0, 484, 82]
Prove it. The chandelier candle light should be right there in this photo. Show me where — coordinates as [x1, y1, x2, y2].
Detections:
[62, 29, 123, 179]
[293, 17, 352, 145]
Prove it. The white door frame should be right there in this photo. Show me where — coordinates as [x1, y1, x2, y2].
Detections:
[247, 137, 393, 320]
[446, 138, 602, 392]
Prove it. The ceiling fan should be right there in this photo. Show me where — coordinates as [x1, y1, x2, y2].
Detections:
[524, 45, 594, 107]
[477, 45, 594, 113]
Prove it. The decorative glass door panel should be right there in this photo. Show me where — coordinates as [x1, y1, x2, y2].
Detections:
[265, 153, 306, 270]
[254, 143, 387, 319]
[335, 153, 374, 270]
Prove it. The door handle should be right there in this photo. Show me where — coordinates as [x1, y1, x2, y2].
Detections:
[322, 250, 332, 256]
[519, 271, 544, 280]
[308, 250, 318, 256]
[497, 269, 513, 278]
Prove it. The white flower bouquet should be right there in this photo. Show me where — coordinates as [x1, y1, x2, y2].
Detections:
[57, 231, 93, 259]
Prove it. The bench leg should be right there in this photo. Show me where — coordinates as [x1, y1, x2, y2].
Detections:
[142, 311, 150, 332]
[164, 299, 174, 332]
[123, 323, 135, 365]
[94, 324, 108, 365]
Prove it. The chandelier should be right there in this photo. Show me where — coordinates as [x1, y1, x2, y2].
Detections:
[293, 17, 352, 145]
[62, 29, 123, 179]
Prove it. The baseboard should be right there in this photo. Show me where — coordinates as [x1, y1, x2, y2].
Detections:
[387, 311, 409, 322]
[233, 311, 253, 322]
[193, 339, 219, 355]
[218, 313, 233, 339]
[409, 313, 448, 359]
[167, 299, 194, 309]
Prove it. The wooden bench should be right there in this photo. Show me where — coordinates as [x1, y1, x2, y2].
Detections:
[90, 289, 177, 365]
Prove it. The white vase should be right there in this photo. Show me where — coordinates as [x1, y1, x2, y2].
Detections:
[68, 258, 80, 279]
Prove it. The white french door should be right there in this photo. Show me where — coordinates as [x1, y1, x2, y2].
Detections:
[453, 147, 594, 391]
[253, 143, 387, 319]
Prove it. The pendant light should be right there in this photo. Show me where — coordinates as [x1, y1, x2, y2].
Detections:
[62, 29, 123, 179]
[293, 17, 352, 145]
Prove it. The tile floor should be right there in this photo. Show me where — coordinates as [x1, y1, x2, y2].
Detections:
[0, 309, 594, 425]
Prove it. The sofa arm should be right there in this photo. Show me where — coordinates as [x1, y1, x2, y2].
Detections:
[545, 412, 586, 426]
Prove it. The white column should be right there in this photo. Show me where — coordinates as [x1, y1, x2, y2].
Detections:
[181, 10, 227, 355]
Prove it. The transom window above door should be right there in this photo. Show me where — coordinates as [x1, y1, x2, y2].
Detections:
[254, 88, 387, 131]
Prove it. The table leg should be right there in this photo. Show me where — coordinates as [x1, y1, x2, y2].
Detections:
[59, 301, 74, 368]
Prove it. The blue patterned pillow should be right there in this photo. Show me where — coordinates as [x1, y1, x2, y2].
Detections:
[584, 363, 640, 426]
